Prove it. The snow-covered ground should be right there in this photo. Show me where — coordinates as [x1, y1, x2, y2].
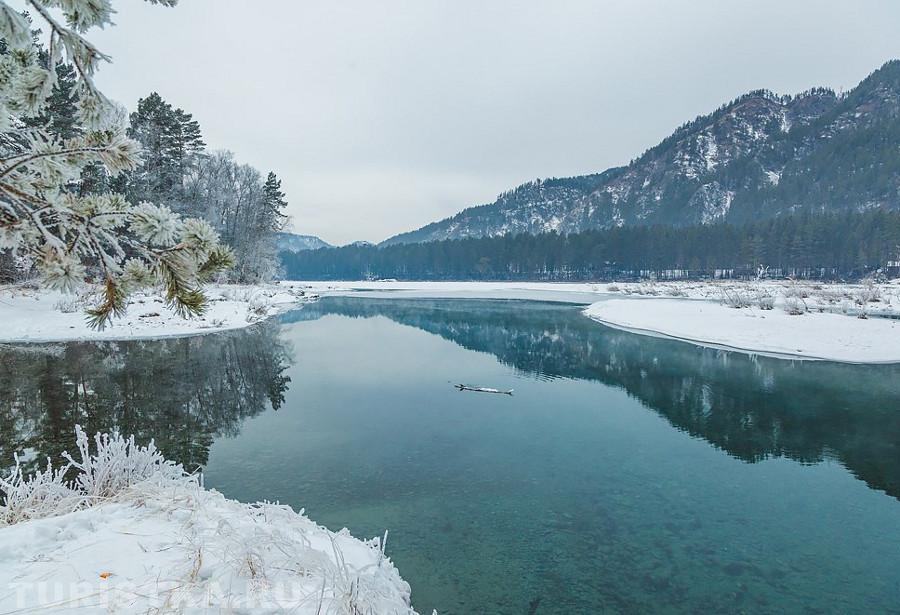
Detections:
[0, 284, 315, 343]
[585, 298, 900, 363]
[0, 429, 416, 614]
[585, 280, 900, 363]
[598, 279, 900, 317]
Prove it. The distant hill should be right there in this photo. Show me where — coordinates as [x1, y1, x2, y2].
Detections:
[276, 233, 332, 252]
[383, 60, 900, 245]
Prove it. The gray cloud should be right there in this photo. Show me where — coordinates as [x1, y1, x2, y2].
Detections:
[23, 1, 900, 243]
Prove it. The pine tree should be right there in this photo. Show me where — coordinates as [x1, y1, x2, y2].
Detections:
[22, 54, 79, 140]
[125, 92, 205, 208]
[262, 172, 289, 233]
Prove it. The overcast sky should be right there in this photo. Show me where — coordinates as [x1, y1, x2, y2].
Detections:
[30, 1, 900, 243]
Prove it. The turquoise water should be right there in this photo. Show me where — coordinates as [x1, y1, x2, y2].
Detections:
[2, 297, 900, 613]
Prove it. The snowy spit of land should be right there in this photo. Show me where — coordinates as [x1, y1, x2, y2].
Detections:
[0, 428, 416, 614]
[288, 279, 900, 364]
[588, 280, 900, 363]
[0, 283, 315, 343]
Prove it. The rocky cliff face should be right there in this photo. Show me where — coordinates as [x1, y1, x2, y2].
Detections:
[384, 61, 900, 245]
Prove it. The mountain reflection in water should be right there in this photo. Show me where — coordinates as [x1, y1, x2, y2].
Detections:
[286, 297, 900, 499]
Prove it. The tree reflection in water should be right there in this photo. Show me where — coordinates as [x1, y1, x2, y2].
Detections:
[0, 322, 292, 474]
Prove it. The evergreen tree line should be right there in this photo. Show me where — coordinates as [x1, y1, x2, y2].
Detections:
[281, 210, 900, 281]
[114, 93, 289, 281]
[1, 34, 289, 284]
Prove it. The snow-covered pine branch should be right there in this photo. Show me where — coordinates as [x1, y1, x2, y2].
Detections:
[0, 0, 234, 328]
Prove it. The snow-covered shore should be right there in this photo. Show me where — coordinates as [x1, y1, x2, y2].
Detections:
[0, 284, 314, 343]
[584, 280, 900, 363]
[1, 484, 414, 613]
[0, 429, 416, 613]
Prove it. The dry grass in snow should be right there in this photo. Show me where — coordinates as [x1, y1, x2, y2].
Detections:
[0, 428, 416, 614]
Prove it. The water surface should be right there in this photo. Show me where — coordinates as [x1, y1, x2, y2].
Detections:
[2, 297, 899, 614]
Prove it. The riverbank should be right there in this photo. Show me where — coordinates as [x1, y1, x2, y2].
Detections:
[584, 283, 900, 363]
[0, 284, 314, 343]
[0, 429, 415, 613]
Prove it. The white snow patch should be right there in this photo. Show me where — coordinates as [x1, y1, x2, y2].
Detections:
[696, 185, 734, 224]
[542, 215, 563, 232]
[584, 295, 900, 363]
[765, 170, 781, 185]
[780, 110, 792, 133]
[0, 284, 314, 343]
[699, 133, 719, 171]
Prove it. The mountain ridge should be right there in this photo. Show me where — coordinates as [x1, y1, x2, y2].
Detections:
[383, 60, 900, 246]
[275, 232, 332, 252]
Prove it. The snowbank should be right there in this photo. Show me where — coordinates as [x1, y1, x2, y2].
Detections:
[0, 429, 416, 613]
[0, 284, 315, 343]
[585, 297, 900, 363]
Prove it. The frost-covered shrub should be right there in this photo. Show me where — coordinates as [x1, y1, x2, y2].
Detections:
[784, 285, 810, 299]
[0, 426, 185, 526]
[0, 456, 73, 525]
[756, 292, 775, 310]
[63, 426, 183, 500]
[606, 284, 621, 293]
[221, 287, 255, 303]
[246, 295, 271, 322]
[854, 282, 882, 305]
[54, 295, 81, 313]
[817, 288, 843, 305]
[721, 288, 751, 308]
[784, 297, 807, 315]
[664, 286, 686, 297]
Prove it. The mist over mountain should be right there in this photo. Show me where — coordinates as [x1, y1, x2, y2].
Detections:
[383, 61, 900, 245]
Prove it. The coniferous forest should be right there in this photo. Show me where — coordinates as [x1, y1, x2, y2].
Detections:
[281, 210, 900, 281]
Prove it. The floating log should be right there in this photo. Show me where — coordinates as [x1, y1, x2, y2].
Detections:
[455, 384, 514, 395]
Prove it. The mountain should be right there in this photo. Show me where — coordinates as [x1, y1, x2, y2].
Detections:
[384, 60, 900, 245]
[276, 232, 332, 252]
